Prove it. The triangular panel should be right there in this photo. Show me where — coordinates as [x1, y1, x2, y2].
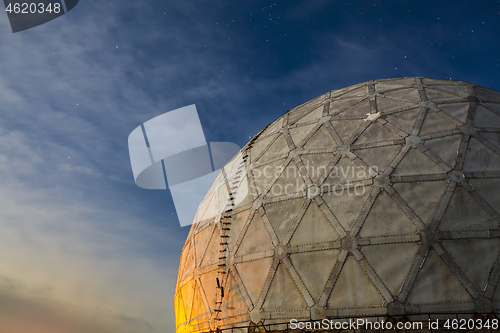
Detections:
[250, 134, 277, 163]
[393, 181, 448, 226]
[442, 239, 500, 291]
[289, 123, 316, 146]
[384, 108, 421, 134]
[382, 88, 421, 101]
[258, 135, 289, 162]
[439, 186, 498, 231]
[200, 227, 222, 268]
[425, 87, 463, 102]
[323, 156, 372, 186]
[361, 243, 420, 296]
[341, 86, 368, 98]
[421, 78, 450, 85]
[375, 82, 406, 92]
[419, 110, 458, 136]
[264, 198, 304, 243]
[297, 106, 323, 124]
[194, 225, 215, 266]
[437, 103, 469, 123]
[330, 98, 364, 115]
[330, 120, 364, 144]
[474, 105, 500, 128]
[303, 126, 336, 150]
[392, 148, 445, 176]
[353, 122, 401, 145]
[463, 138, 500, 172]
[237, 213, 274, 256]
[423, 134, 462, 167]
[236, 257, 274, 305]
[180, 279, 195, 323]
[199, 272, 218, 311]
[175, 291, 189, 327]
[261, 119, 283, 137]
[385, 78, 416, 86]
[482, 102, 500, 114]
[300, 152, 336, 184]
[407, 250, 472, 304]
[475, 87, 500, 103]
[359, 191, 418, 237]
[227, 209, 252, 249]
[336, 99, 371, 118]
[221, 271, 249, 318]
[265, 161, 306, 198]
[481, 132, 500, 150]
[289, 202, 339, 245]
[263, 263, 308, 311]
[376, 97, 416, 112]
[251, 158, 287, 196]
[431, 85, 469, 97]
[328, 256, 385, 308]
[323, 185, 373, 232]
[355, 144, 403, 173]
[290, 249, 340, 300]
[180, 241, 195, 280]
[469, 178, 500, 216]
[190, 283, 210, 330]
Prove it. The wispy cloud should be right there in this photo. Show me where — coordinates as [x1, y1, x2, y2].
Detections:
[0, 0, 498, 332]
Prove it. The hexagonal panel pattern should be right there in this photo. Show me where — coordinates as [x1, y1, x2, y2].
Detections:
[175, 77, 500, 332]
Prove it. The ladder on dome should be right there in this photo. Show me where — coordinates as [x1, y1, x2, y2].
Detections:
[212, 146, 250, 327]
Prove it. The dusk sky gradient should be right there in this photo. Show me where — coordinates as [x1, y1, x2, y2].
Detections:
[0, 1, 499, 332]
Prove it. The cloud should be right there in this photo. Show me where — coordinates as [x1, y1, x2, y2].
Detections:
[0, 277, 155, 333]
[0, 2, 193, 332]
[0, 0, 492, 332]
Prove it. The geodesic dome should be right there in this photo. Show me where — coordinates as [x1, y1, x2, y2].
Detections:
[175, 77, 500, 332]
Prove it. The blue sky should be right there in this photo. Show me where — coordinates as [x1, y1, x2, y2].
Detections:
[0, 1, 499, 332]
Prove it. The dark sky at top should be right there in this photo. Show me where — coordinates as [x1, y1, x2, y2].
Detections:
[0, 1, 499, 332]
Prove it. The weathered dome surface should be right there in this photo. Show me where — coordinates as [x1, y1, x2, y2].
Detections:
[175, 77, 500, 332]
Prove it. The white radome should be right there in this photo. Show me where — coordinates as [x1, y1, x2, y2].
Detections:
[175, 77, 500, 332]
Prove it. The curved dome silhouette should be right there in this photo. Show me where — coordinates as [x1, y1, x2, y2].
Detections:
[175, 77, 500, 332]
